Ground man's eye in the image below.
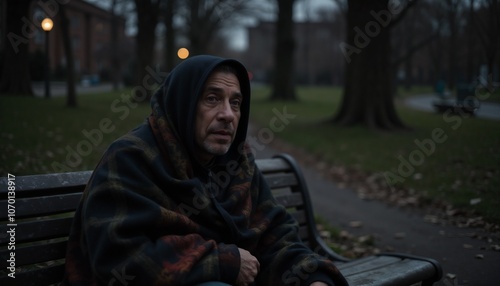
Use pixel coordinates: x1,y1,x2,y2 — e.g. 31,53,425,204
231,98,241,107
206,96,218,103
230,99,241,107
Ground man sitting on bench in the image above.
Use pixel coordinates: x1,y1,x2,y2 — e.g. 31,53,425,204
62,55,348,286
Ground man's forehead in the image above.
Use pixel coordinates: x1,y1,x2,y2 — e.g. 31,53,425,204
204,71,241,88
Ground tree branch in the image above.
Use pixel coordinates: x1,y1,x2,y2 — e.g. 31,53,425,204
391,30,439,67
389,0,419,29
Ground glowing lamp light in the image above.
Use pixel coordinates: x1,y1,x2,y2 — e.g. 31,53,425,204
177,48,189,59
41,18,54,32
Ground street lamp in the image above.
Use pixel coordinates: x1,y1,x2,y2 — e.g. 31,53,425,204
177,48,189,60
41,18,53,99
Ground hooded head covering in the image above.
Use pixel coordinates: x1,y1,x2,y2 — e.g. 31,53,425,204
149,55,251,175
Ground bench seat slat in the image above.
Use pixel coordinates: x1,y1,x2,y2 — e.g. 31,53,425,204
262,173,298,189
273,192,303,208
336,255,400,273
340,256,438,286
255,158,291,173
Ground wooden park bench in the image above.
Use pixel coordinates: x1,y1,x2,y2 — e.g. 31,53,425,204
0,153,442,285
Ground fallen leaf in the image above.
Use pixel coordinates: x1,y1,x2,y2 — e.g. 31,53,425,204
349,221,363,228
470,198,482,205
446,273,456,279
394,232,406,239
319,230,331,240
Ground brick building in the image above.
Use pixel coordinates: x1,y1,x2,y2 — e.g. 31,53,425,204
243,20,345,85
29,0,129,81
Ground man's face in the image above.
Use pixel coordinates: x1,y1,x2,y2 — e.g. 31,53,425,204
195,71,242,164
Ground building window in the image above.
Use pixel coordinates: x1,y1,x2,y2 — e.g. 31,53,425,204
72,17,80,28
75,59,80,73
72,36,80,48
34,30,44,45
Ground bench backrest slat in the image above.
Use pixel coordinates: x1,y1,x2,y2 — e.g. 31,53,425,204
0,240,67,267
14,264,66,286
0,193,82,220
1,217,74,245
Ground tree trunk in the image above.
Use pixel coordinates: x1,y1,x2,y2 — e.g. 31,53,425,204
186,0,221,56
165,0,176,71
134,0,160,101
0,0,33,96
110,0,120,91
466,0,476,82
333,0,406,130
271,0,296,101
483,0,499,91
59,5,77,107
446,0,459,90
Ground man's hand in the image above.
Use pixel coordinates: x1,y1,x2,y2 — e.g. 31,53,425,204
310,282,328,286
235,248,260,286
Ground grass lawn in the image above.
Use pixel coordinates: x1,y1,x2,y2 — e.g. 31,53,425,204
250,85,500,224
0,90,151,175
1,85,499,224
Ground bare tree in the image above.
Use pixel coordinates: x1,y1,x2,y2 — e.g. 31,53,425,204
179,0,256,55
134,0,161,98
271,0,296,100
473,0,500,89
164,0,177,71
444,0,462,90
391,0,440,88
333,0,417,130
59,4,77,107
0,0,33,96
109,0,121,91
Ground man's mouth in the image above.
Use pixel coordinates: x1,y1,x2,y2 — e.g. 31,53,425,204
211,130,234,141
213,130,232,136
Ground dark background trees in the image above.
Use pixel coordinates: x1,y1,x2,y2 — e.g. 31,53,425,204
271,0,296,101
133,0,161,99
0,0,34,96
0,0,498,128
59,4,77,107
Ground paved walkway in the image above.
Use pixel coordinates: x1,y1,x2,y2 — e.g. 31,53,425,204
32,81,116,97
248,122,500,286
405,94,500,121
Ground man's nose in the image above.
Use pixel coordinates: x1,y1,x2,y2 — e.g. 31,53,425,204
217,100,235,122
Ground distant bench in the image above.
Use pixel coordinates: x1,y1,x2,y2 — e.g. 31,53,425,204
0,153,442,285
433,83,478,115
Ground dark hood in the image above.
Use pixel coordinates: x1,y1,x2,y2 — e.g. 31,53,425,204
150,55,251,166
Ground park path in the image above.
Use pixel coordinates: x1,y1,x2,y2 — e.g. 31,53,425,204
248,123,500,286
404,94,500,121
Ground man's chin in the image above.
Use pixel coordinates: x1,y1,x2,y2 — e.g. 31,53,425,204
205,143,231,156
